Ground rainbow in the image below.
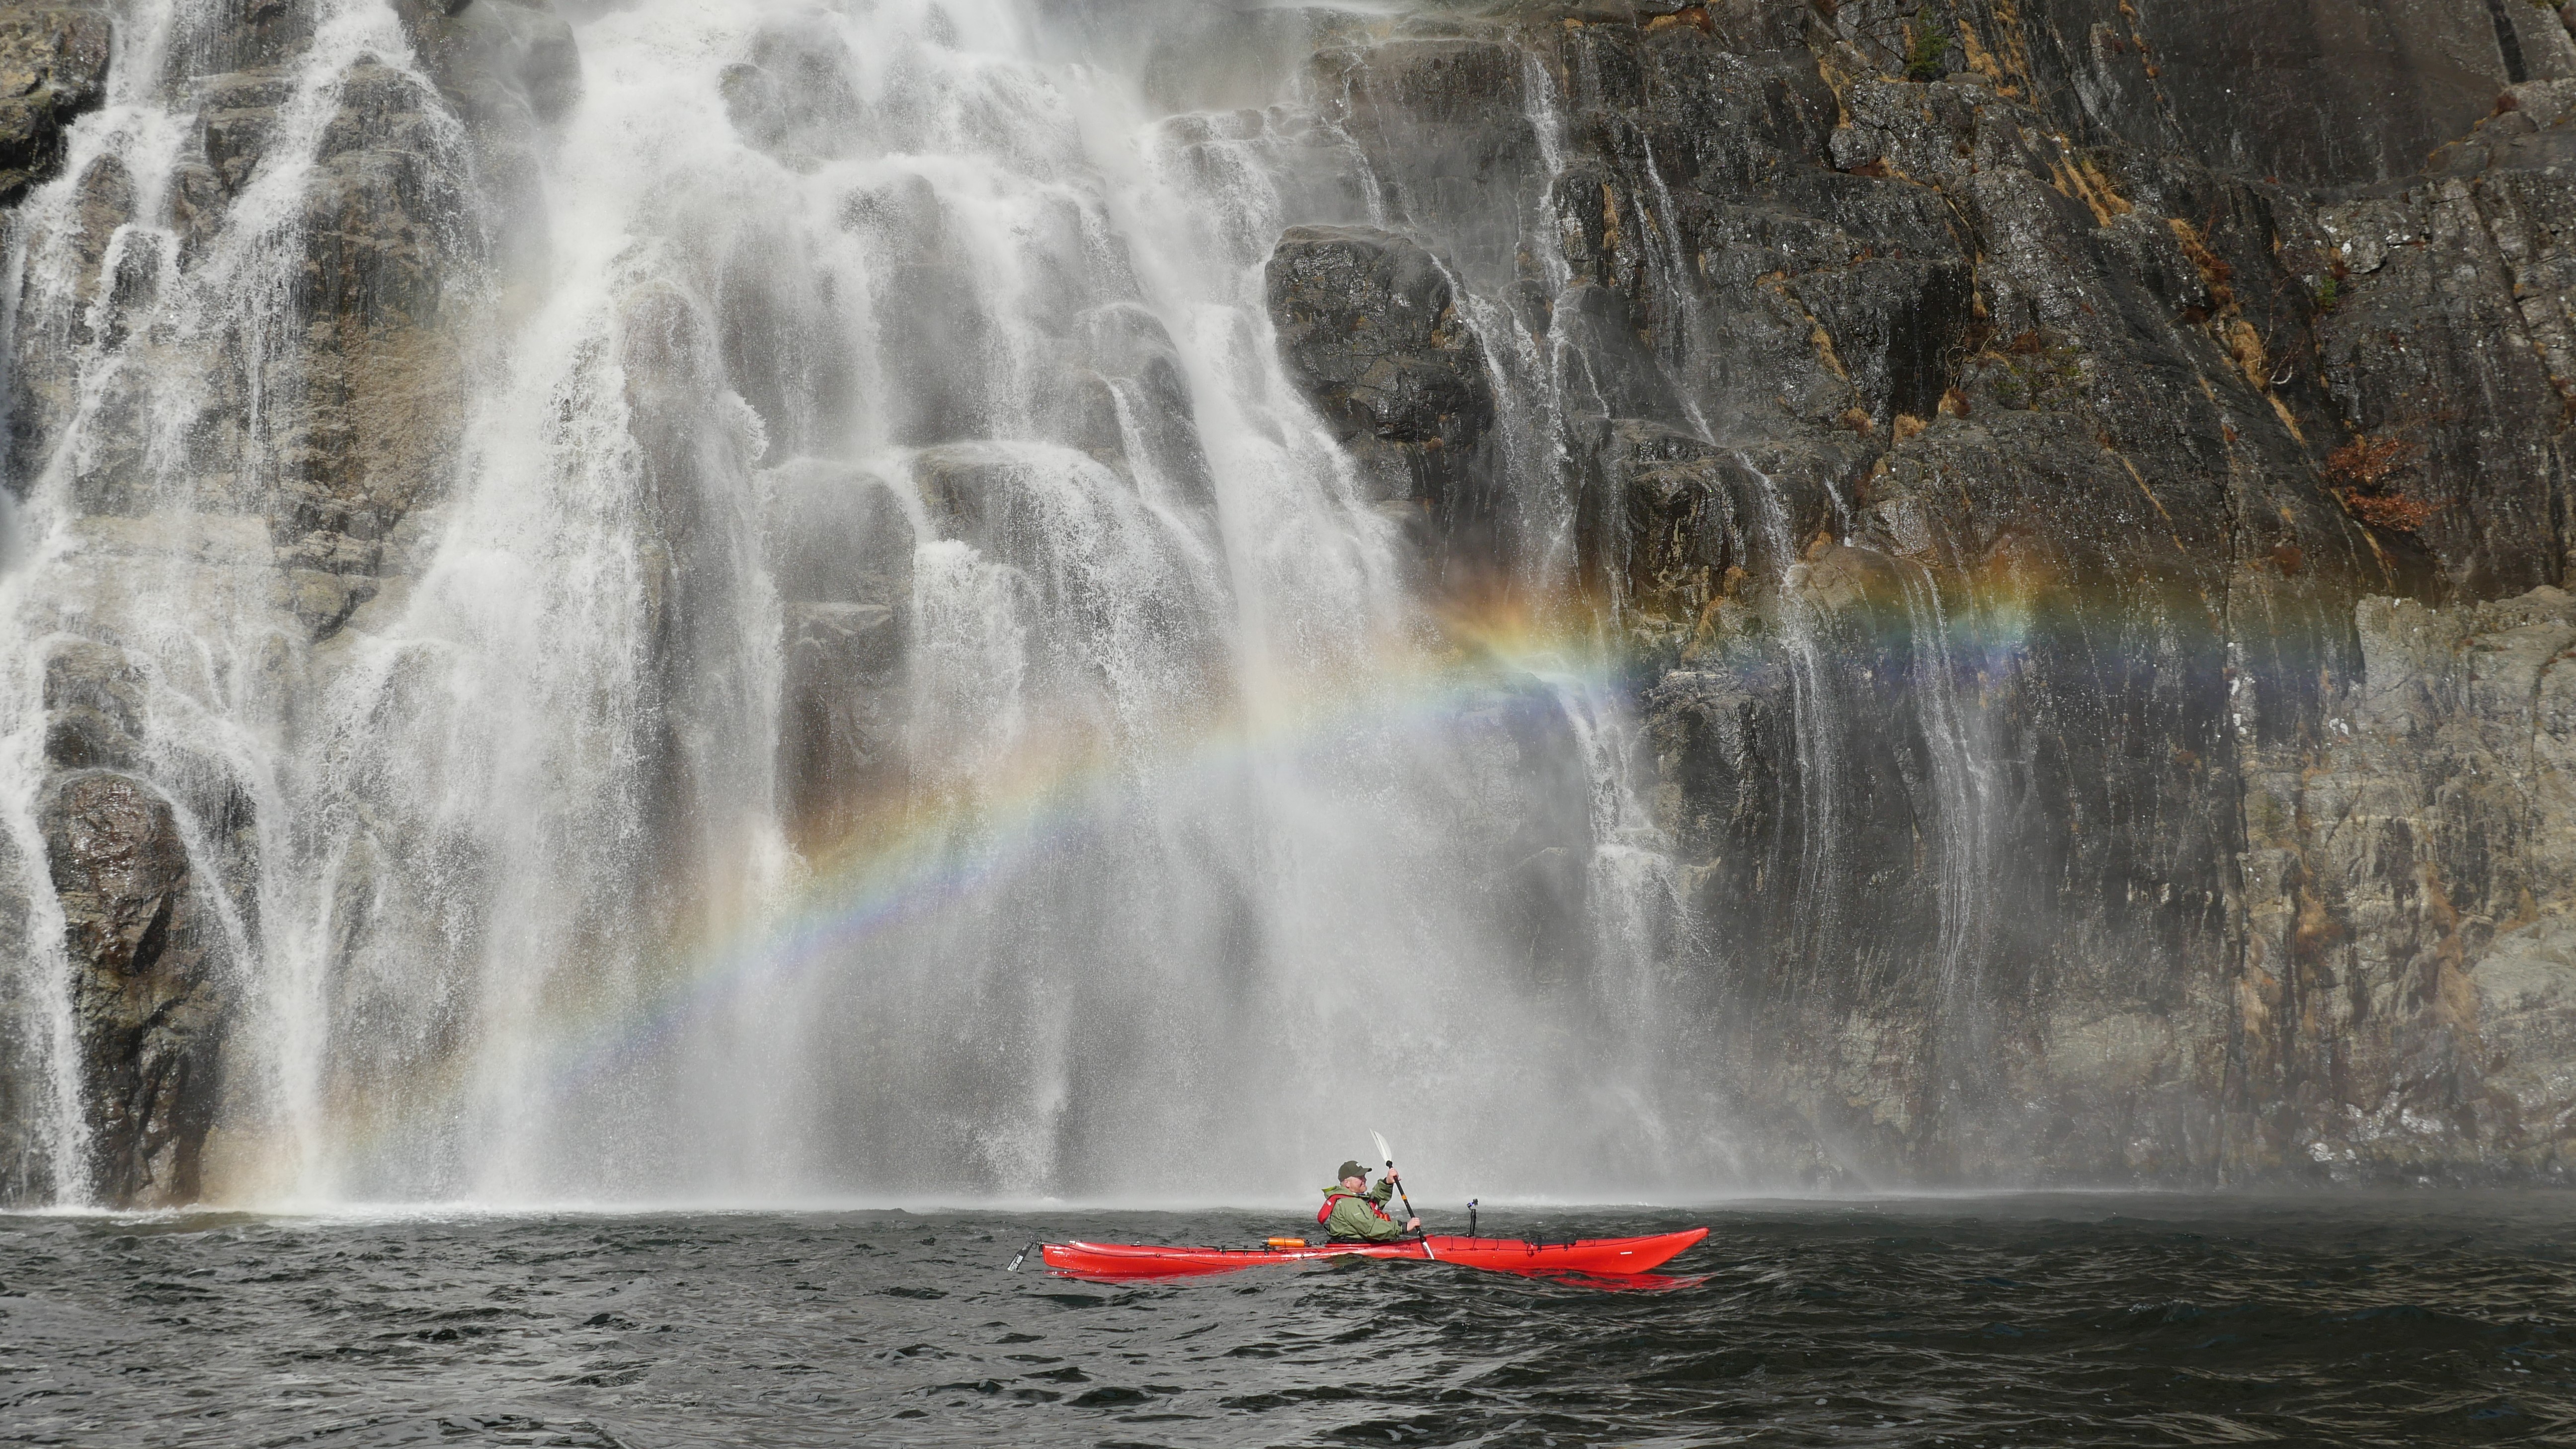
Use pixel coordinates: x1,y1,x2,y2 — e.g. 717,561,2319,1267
264,537,2308,1199
570,603,1625,1069
280,592,1641,1194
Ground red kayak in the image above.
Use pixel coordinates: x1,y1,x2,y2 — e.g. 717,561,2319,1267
1041,1228,1708,1280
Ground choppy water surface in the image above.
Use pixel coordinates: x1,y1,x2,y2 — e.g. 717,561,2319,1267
1,1195,2570,1447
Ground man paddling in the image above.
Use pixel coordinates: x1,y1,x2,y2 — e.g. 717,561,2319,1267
1319,1159,1422,1241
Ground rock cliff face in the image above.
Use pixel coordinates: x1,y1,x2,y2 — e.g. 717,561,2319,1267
1,0,2573,1203
39,770,228,1206
2242,587,2576,1178
1260,0,2576,1183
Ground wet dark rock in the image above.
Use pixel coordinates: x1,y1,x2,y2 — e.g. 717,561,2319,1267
1266,224,1498,553
762,458,914,609
843,173,995,448
261,57,477,636
3,36,477,628
42,638,146,773
779,602,908,852
398,0,582,130
719,14,863,166
3,141,137,502
906,442,1226,721
1793,256,1978,424
618,282,781,849
763,458,916,850
910,444,1077,560
1070,304,1219,513
1574,419,1864,662
196,70,293,201
186,0,320,76
39,772,228,1208
303,60,469,325
283,567,374,635
392,0,574,300
1307,38,1545,282
0,5,108,203
1914,0,2576,189
58,143,127,310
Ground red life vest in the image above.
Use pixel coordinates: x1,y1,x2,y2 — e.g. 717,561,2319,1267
1317,1191,1390,1226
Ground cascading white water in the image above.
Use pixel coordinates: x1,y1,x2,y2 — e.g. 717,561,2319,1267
1739,453,1845,970
0,0,1729,1206
1897,560,1997,1031
0,0,478,1204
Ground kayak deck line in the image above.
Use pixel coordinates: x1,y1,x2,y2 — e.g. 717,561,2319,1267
1038,1227,1708,1280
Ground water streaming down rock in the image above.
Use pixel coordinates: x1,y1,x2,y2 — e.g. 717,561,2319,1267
0,0,483,1206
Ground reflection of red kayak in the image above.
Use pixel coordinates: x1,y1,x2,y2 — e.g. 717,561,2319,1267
1041,1228,1708,1279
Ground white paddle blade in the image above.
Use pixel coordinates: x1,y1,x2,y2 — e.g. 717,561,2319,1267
1371,1130,1394,1169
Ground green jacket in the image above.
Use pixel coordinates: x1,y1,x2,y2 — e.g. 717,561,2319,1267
1318,1179,1404,1241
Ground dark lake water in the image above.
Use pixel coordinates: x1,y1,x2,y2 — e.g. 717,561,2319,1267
1,1194,2570,1447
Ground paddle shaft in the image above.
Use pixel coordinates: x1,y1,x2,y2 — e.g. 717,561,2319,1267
1380,1156,1419,1231
1369,1131,1427,1254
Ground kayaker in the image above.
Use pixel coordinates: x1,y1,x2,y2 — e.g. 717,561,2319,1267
1319,1159,1422,1241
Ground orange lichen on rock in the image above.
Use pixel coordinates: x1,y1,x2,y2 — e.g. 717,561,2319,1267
2168,221,2235,309
2324,432,2439,533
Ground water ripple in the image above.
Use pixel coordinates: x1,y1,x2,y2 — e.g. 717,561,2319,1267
0,1195,2569,1446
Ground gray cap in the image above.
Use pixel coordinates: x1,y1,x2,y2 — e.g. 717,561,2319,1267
1336,1160,1369,1182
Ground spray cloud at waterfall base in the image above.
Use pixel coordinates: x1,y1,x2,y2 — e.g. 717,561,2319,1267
3,0,2576,1214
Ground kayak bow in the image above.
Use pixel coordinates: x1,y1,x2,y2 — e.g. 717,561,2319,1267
1039,1227,1708,1280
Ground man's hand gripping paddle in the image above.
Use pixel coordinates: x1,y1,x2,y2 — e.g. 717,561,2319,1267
1372,1130,1431,1259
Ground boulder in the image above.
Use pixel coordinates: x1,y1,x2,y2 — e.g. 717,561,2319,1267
1265,224,1497,548
717,11,863,166
397,0,582,130
778,602,908,850
1068,304,1218,513
38,772,228,1208
761,458,914,608
842,172,995,448
761,458,917,848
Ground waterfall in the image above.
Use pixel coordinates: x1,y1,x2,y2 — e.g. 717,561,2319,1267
0,0,1719,1207
0,0,477,1205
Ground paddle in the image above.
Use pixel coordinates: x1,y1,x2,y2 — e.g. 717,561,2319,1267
1371,1130,1429,1258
